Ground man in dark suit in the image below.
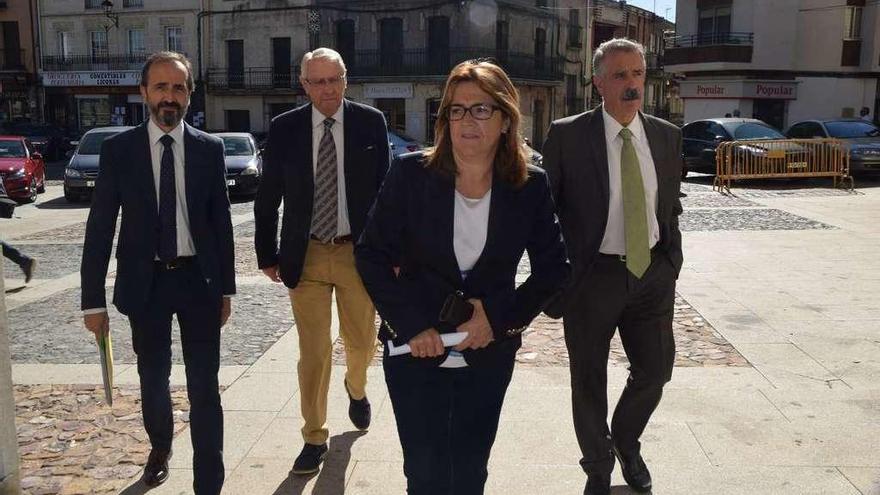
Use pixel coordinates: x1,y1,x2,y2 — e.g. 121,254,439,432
254,47,390,474
542,38,683,495
81,52,234,494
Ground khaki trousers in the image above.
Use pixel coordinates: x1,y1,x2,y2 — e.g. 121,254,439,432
289,239,377,445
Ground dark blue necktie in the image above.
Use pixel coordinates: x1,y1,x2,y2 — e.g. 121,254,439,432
158,134,177,262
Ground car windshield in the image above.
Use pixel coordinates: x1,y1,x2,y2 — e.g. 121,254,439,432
0,140,26,158
221,136,255,156
78,132,119,155
732,123,785,140
824,121,880,138
388,129,418,147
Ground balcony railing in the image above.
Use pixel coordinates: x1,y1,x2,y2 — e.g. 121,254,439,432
207,48,563,91
42,53,151,71
667,32,754,48
663,32,754,65
0,48,25,71
84,0,103,9
207,67,303,91
123,0,144,7
345,48,562,81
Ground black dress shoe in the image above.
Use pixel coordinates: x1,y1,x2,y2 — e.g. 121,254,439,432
142,448,172,487
613,445,652,493
292,443,328,475
584,473,611,495
344,379,371,430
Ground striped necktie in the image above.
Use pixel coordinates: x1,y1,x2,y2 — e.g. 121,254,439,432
311,117,338,242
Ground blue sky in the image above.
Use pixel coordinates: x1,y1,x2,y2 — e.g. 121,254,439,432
621,0,677,22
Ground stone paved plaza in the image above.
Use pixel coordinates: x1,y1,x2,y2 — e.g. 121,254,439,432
2,174,880,494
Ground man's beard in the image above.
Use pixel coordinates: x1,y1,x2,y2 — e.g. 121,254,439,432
152,101,186,127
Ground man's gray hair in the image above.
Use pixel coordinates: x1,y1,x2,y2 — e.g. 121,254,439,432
592,38,645,76
300,47,347,80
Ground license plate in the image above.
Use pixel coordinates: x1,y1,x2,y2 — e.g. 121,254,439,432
86,180,95,187
226,179,235,186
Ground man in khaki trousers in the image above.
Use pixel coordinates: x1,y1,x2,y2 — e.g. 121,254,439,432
253,47,391,474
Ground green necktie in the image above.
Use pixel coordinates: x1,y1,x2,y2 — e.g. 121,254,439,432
619,127,650,279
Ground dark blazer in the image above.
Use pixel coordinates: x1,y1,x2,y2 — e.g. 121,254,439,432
541,109,683,316
355,153,570,367
254,99,390,288
81,122,236,315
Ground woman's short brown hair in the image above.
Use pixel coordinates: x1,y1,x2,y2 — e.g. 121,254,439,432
425,59,529,188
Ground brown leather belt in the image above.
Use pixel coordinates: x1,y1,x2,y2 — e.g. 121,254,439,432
310,234,353,245
156,256,196,270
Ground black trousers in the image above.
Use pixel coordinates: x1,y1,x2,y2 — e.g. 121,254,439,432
128,261,224,495
384,355,515,495
563,252,676,475
1,241,30,267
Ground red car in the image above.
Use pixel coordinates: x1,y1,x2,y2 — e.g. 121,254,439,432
0,135,46,203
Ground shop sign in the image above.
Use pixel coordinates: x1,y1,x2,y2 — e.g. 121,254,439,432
681,80,798,100
42,71,141,87
364,83,414,99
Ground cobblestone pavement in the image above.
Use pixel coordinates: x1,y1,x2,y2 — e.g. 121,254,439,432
12,223,88,242
7,284,293,365
14,384,192,495
332,295,748,368
3,243,84,280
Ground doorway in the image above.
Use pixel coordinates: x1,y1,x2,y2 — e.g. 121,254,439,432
752,99,786,131
375,98,406,132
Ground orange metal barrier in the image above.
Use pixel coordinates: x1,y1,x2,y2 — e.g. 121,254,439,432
713,138,854,193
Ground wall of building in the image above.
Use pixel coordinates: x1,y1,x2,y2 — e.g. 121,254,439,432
682,98,741,124
790,77,877,123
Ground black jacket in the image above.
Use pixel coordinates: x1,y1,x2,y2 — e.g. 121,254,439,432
355,153,570,367
81,122,235,315
254,100,390,288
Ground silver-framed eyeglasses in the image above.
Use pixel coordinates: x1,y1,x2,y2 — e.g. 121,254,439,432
304,75,345,87
447,103,501,121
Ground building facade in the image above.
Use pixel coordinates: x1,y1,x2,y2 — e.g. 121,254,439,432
38,0,203,133
0,0,40,123
587,0,680,123
665,0,880,130
203,0,590,150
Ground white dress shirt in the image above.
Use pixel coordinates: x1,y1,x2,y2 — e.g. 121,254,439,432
147,119,196,257
311,105,350,237
599,105,660,256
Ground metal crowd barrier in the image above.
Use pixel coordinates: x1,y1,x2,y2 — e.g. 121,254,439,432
713,138,854,193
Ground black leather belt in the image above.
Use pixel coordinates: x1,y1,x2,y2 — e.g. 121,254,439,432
597,246,662,262
156,256,196,270
310,234,353,245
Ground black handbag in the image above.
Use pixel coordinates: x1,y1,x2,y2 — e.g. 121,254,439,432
438,291,474,327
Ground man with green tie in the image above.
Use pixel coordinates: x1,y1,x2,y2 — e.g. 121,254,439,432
541,38,684,495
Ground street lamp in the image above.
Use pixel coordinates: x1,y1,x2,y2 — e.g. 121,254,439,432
101,0,119,29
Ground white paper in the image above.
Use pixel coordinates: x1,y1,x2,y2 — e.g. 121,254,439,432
386,333,468,357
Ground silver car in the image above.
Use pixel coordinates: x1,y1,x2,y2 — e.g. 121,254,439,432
64,126,133,202
214,132,262,196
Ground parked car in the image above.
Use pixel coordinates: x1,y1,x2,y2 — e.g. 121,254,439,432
0,136,46,203
0,122,72,161
681,118,788,176
214,132,262,196
785,118,880,173
388,128,423,158
64,126,133,202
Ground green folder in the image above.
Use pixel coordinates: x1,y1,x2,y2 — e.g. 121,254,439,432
95,322,114,406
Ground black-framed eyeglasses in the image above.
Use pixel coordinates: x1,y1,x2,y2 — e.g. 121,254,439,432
447,103,501,121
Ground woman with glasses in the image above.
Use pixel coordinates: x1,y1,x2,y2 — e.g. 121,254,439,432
355,59,569,494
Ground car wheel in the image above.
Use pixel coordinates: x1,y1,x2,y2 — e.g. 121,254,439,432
63,186,79,202
23,177,37,203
